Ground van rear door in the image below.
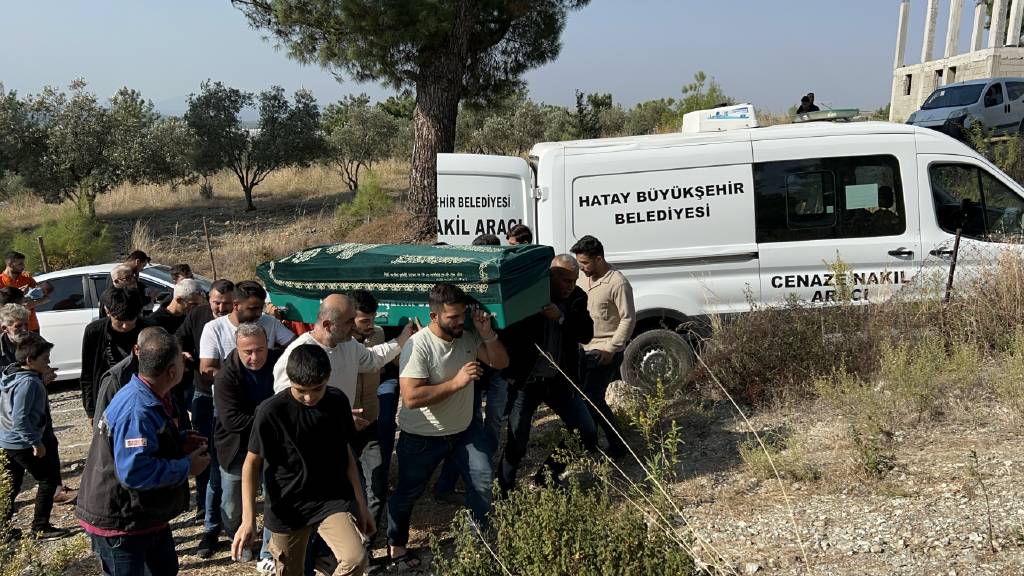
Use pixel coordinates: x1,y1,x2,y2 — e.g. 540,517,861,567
753,135,923,305
436,153,534,245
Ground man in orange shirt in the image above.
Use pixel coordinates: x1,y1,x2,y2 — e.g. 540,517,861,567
1,252,48,333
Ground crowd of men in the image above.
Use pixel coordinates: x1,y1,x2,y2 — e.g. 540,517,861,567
0,226,637,576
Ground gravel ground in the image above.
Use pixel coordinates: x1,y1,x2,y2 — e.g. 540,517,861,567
10,386,1024,575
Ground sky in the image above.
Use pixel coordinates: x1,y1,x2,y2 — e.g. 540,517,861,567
0,1,990,116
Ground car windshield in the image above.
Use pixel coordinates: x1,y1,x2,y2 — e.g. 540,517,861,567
142,264,213,292
921,84,985,110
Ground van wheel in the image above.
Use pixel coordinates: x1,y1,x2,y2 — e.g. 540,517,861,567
621,329,693,393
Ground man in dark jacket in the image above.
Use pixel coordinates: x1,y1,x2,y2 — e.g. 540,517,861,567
213,323,281,566
175,279,233,531
94,327,191,431
80,287,145,426
498,254,598,493
76,329,210,576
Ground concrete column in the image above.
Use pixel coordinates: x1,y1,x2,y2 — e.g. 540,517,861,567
971,0,986,50
922,0,940,62
946,0,965,57
990,0,1008,48
895,0,911,68
1007,0,1024,46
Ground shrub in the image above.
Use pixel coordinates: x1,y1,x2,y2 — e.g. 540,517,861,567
996,328,1024,423
737,429,822,483
11,208,111,272
334,172,394,239
433,479,696,576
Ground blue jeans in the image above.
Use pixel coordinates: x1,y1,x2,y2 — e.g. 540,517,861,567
386,423,493,547
220,464,272,561
583,351,626,453
89,525,178,576
191,392,222,534
377,379,400,491
434,373,508,495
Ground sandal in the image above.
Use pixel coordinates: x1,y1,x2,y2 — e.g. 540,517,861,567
386,549,422,572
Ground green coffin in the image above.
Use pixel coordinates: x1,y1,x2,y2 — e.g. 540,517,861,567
255,243,554,328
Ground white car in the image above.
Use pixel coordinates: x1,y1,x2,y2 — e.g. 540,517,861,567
34,264,212,381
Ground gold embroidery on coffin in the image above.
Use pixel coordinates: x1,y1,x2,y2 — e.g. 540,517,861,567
325,243,382,260
266,260,493,294
389,255,475,265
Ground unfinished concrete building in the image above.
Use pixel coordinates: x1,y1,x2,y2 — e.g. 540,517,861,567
890,0,1024,121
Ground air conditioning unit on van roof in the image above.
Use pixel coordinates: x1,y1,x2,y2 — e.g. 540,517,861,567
681,103,759,134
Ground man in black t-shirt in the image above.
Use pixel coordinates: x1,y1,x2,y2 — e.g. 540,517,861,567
231,344,373,576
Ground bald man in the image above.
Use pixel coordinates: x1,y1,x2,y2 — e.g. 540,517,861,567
272,294,416,535
497,254,597,492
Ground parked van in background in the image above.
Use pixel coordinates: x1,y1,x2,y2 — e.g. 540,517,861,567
437,108,1024,388
906,77,1024,138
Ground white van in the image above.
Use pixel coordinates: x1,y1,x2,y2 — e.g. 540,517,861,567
437,119,1024,386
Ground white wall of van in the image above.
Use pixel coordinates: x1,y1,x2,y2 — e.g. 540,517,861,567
437,122,1024,386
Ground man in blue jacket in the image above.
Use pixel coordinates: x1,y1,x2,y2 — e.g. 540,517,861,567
0,333,69,540
76,328,211,576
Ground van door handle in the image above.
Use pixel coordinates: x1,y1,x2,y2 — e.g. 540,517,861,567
887,248,914,257
929,248,954,257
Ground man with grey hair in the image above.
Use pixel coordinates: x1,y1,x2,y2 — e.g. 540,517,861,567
214,323,280,567
151,279,205,335
497,254,598,493
77,328,209,575
110,264,137,290
0,303,31,367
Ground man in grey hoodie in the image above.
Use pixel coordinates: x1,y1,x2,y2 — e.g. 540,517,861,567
0,333,71,540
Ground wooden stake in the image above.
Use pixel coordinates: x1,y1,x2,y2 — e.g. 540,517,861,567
35,236,49,274
203,217,218,280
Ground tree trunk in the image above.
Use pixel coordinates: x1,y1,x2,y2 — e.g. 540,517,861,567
243,184,256,211
406,79,462,242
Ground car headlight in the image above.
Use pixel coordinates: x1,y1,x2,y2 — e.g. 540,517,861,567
947,108,968,120
907,112,918,124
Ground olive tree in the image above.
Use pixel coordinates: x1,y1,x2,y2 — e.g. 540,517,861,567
232,0,590,239
185,81,325,210
322,94,400,191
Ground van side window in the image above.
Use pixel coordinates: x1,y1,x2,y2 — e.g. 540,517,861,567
1007,81,1024,101
755,155,905,243
929,163,1024,241
786,171,835,227
984,83,1004,108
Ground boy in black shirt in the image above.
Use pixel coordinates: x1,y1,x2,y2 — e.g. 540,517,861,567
231,344,373,576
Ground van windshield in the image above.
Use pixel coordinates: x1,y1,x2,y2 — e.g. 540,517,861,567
921,85,985,109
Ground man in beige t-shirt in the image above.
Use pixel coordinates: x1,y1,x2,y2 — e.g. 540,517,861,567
386,283,508,568
572,235,635,457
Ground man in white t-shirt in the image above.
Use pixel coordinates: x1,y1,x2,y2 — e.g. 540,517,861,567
271,294,414,405
386,283,508,569
196,280,294,559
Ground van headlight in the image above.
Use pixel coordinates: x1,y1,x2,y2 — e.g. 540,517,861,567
947,108,968,120
907,112,918,124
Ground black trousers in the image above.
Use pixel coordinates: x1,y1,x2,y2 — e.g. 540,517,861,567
498,377,598,492
2,435,62,531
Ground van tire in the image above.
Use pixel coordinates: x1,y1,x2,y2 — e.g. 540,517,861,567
621,329,693,393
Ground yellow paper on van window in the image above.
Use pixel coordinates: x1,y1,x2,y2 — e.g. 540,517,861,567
845,184,879,210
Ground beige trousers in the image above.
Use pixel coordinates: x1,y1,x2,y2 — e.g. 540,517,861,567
268,512,368,576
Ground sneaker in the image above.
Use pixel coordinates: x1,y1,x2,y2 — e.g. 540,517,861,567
4,527,23,542
196,531,219,559
255,557,275,575
190,511,205,526
33,525,72,541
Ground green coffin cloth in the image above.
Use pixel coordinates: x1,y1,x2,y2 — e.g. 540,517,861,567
255,243,554,328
